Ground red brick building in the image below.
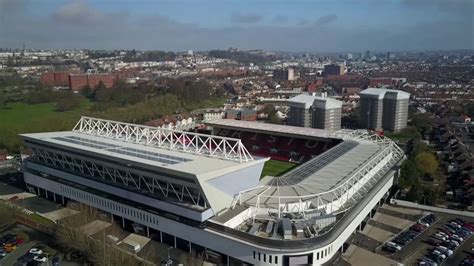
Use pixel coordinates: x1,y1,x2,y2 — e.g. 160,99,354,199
69,73,116,92
40,72,71,87
69,74,89,92
87,73,116,89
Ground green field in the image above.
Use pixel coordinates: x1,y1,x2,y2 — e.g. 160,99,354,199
261,159,298,178
0,102,91,152
0,101,91,129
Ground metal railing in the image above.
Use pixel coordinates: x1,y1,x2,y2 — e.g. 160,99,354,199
73,116,254,163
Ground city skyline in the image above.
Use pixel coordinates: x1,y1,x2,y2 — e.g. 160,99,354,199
0,0,472,52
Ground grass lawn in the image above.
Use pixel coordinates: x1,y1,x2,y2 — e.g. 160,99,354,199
0,101,92,152
261,160,298,178
0,101,91,131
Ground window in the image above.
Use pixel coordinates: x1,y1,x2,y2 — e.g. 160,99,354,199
317,252,319,260
325,249,327,257
275,256,278,264
263,254,266,262
258,253,261,261
269,255,272,263
253,251,256,259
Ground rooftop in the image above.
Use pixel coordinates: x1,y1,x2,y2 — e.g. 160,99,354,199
288,94,342,109
206,119,339,140
360,87,410,99
239,138,383,206
21,131,245,175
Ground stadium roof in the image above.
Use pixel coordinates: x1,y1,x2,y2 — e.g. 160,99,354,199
239,139,383,205
21,131,252,175
360,88,410,99
206,119,339,140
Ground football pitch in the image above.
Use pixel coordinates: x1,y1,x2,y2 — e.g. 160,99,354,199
261,159,298,178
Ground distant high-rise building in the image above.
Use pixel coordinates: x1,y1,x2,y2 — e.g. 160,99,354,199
323,64,344,76
273,68,295,81
287,94,342,131
187,50,194,56
359,88,410,132
365,50,371,60
347,53,353,60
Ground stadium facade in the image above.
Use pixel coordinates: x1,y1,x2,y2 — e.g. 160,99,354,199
20,116,405,265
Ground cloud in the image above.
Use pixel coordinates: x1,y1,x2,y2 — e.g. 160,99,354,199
272,15,288,23
0,0,471,52
298,19,309,26
52,0,128,25
0,0,27,17
401,0,473,17
315,14,338,26
230,12,262,24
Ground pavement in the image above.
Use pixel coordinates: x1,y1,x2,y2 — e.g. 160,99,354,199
342,244,400,266
362,224,396,243
375,213,414,230
352,232,381,252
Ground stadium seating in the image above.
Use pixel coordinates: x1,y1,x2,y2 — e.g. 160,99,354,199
216,128,339,163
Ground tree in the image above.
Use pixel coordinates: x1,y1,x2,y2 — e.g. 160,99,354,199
56,96,81,112
410,113,432,135
399,159,419,189
415,152,439,177
81,85,95,99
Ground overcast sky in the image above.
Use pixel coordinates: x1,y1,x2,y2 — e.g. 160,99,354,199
0,0,472,52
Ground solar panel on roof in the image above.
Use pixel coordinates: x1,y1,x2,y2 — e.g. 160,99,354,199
53,135,192,165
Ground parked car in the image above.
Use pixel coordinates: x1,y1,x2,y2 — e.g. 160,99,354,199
432,250,446,260
4,243,16,252
438,231,449,238
436,246,453,256
425,238,442,246
386,241,402,251
451,234,464,242
28,248,43,255
420,257,438,266
439,228,453,236
433,233,447,241
15,238,25,245
34,255,48,263
51,256,60,266
382,245,397,253
450,222,462,229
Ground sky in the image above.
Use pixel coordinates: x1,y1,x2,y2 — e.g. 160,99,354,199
0,0,472,52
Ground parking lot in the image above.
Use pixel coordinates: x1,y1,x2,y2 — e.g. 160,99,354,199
378,211,474,265
342,203,474,266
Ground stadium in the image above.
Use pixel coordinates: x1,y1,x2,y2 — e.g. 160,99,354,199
20,116,405,265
